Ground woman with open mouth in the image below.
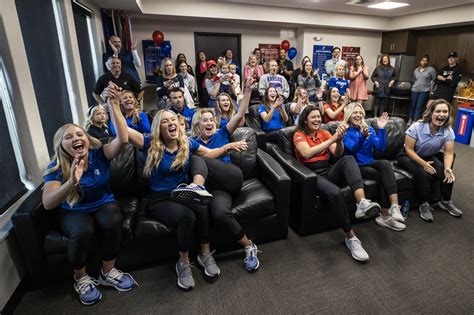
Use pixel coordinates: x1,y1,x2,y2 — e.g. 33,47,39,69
108,90,151,136
294,105,381,262
343,103,406,232
127,108,247,291
290,87,313,125
190,78,261,275
214,92,244,130
323,87,350,124
397,99,462,222
42,83,136,306
259,86,289,134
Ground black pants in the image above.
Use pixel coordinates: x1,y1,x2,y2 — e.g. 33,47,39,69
397,152,454,203
359,159,397,208
199,156,244,196
56,202,122,270
373,95,389,117
307,156,364,232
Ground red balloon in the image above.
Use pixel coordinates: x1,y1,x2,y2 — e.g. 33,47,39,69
281,40,290,52
152,31,164,46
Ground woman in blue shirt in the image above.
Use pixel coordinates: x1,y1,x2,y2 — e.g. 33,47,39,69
327,64,350,97
42,84,136,306
190,79,261,273
397,99,461,222
343,102,406,231
109,90,151,136
215,92,244,130
258,86,289,133
128,109,246,290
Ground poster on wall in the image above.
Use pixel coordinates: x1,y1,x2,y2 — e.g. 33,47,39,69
342,46,361,70
258,44,280,64
313,45,333,80
142,40,171,83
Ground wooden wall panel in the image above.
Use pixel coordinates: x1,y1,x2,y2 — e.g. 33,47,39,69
415,25,473,73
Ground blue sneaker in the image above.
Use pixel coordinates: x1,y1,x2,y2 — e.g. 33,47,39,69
74,275,102,306
244,243,261,273
171,183,213,206
99,268,137,292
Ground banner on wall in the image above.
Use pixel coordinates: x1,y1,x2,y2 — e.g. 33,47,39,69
313,45,333,80
142,40,171,83
342,46,361,70
258,44,280,64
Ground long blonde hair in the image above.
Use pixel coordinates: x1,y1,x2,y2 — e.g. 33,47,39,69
343,102,368,128
44,124,102,207
191,108,216,138
120,90,142,125
143,110,189,177
84,105,108,131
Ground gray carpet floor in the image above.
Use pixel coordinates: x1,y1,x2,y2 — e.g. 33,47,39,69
13,143,474,314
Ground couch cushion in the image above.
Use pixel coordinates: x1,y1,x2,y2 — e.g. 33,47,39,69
109,143,140,196
366,117,406,160
232,178,275,222
134,216,172,239
44,230,68,255
230,127,258,179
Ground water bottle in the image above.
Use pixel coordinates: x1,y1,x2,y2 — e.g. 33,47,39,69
401,200,410,220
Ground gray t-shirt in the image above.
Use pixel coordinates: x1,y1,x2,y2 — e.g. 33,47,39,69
411,66,437,93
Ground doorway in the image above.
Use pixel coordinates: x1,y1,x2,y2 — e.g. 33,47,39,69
194,32,241,67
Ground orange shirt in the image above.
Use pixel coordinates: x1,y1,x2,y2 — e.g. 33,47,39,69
293,130,332,164
323,103,344,124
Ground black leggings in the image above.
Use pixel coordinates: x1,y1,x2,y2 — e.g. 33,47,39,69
56,202,122,270
359,159,397,208
307,156,364,232
199,156,245,241
373,95,389,117
397,152,454,203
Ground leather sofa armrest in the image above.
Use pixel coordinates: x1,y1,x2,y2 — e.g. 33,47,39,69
245,117,266,150
11,185,50,275
269,144,319,233
256,148,291,234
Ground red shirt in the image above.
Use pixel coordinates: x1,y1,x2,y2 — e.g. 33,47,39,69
293,130,332,164
323,103,344,124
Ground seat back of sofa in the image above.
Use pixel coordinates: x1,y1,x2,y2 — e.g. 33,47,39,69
109,143,143,197
366,117,406,160
229,127,258,179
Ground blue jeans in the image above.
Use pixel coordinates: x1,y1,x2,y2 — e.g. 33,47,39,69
409,91,429,120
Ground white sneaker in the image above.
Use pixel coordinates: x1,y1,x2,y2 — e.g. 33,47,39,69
389,204,405,222
375,215,406,231
345,237,369,262
355,198,381,219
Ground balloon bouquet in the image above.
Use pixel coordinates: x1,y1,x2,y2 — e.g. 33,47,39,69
280,40,297,60
152,30,172,56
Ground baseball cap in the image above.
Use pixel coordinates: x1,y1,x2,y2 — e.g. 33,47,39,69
447,52,458,58
206,60,218,69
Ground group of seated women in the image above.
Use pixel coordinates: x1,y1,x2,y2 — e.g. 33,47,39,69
44,47,462,306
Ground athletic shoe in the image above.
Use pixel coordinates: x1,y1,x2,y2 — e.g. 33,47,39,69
99,268,137,292
244,243,261,273
345,237,369,262
438,200,463,217
389,204,405,222
171,183,213,206
176,261,195,290
74,275,102,306
375,215,406,231
419,202,434,222
355,198,381,219
197,250,221,277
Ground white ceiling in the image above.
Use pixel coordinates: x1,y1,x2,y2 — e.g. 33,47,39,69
90,0,474,17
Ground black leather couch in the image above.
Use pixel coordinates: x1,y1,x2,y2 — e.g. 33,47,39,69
269,117,419,236
12,127,291,278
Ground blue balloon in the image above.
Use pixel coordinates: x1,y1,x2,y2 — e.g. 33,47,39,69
288,47,297,59
160,43,171,55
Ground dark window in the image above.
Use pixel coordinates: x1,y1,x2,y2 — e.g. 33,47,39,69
15,0,73,155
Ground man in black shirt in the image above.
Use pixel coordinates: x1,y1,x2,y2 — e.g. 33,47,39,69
93,56,143,106
430,52,463,103
278,48,294,99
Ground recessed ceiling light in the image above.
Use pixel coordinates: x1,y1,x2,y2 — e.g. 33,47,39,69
368,2,410,9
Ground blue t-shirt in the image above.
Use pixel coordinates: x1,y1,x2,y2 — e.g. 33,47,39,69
258,104,284,131
43,147,115,213
328,77,350,95
109,112,151,136
193,127,231,163
141,135,200,192
219,116,229,129
171,105,195,131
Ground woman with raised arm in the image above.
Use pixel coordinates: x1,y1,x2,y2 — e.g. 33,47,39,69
294,105,381,261
323,87,349,123
343,103,406,231
214,92,244,129
397,99,462,222
289,87,312,125
190,78,261,273
109,90,150,136
127,107,247,290
42,83,136,306
259,86,289,133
